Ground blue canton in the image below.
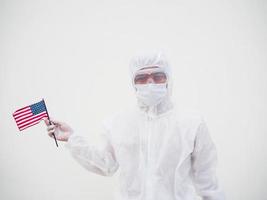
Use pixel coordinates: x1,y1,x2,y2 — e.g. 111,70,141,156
30,101,46,115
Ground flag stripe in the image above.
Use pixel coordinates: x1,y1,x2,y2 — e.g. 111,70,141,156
14,110,32,120
15,113,34,123
13,107,30,115
19,121,41,131
14,105,29,113
17,112,45,126
17,112,46,126
18,113,48,129
13,107,31,117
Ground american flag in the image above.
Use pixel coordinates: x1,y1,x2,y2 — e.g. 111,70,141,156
13,100,48,131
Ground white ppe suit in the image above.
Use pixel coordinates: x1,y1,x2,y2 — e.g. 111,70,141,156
65,52,225,200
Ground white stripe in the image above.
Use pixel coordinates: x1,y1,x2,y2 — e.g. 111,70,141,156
18,114,47,130
14,112,33,120
14,109,32,119
17,112,47,127
13,107,31,116
19,121,40,131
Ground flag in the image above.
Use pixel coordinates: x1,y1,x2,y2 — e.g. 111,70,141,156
13,100,48,131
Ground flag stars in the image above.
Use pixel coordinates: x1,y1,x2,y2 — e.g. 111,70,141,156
30,101,46,115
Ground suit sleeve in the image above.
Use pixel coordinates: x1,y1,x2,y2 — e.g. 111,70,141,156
64,124,119,177
191,119,225,200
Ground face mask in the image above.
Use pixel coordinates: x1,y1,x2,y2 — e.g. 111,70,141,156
135,83,168,106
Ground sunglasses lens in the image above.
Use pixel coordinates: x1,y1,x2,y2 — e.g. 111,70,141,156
134,74,149,84
152,72,167,83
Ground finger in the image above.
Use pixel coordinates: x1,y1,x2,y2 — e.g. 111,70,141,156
44,118,58,127
49,133,57,139
47,125,56,131
44,118,50,126
50,118,62,126
49,128,60,137
48,130,56,137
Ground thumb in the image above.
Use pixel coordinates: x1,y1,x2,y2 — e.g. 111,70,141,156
44,118,50,126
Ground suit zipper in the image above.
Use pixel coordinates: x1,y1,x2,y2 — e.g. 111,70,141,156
144,114,152,199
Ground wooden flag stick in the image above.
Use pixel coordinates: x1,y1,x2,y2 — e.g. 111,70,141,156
42,99,58,147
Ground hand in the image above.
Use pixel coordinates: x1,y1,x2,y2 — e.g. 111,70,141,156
44,118,73,142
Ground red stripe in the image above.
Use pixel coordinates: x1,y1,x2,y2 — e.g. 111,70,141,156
15,113,34,123
13,107,30,116
14,105,30,113
13,107,31,117
17,111,47,126
17,112,47,127
18,114,48,130
14,111,33,120
19,121,41,131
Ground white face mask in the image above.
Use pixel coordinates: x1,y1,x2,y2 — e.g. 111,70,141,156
135,83,168,106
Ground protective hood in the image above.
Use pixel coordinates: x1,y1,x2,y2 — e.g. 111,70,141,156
129,51,173,117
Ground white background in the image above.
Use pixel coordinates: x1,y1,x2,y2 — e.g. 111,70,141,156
0,0,266,199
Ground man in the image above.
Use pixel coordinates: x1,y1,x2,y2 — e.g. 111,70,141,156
45,52,225,200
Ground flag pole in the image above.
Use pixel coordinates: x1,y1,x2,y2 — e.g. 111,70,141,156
42,99,58,147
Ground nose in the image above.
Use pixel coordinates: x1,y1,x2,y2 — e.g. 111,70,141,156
146,77,154,84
